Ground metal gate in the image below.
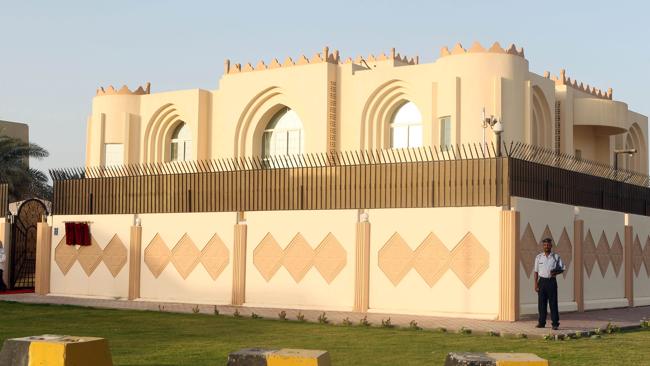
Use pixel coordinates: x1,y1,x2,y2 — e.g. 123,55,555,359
10,199,48,289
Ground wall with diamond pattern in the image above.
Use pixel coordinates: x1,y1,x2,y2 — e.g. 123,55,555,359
368,206,501,318
579,206,627,309
50,214,132,298
627,213,650,306
139,212,235,304
247,210,356,310
512,197,576,315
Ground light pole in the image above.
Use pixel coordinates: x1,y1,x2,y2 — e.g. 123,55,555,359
481,108,502,156
613,148,637,171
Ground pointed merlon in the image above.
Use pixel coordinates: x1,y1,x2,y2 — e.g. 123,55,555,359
440,46,451,57
451,43,466,55
269,58,281,69
468,41,486,53
506,44,518,55
224,59,230,74
311,52,323,63
296,54,309,65
488,42,505,53
243,63,254,72
543,71,550,78
323,46,329,61
283,57,294,67
333,49,340,63
344,56,352,64
255,60,267,71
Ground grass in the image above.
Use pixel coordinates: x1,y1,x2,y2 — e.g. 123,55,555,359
1,301,649,365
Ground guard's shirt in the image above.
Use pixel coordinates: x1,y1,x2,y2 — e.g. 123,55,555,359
534,252,564,279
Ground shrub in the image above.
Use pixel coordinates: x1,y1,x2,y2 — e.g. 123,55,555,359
593,328,602,335
213,306,219,316
341,317,353,326
516,333,527,339
233,309,241,318
605,322,619,334
192,305,200,314
435,327,447,333
408,320,421,330
278,310,287,320
487,330,499,337
359,316,370,327
458,327,471,335
251,312,261,319
641,318,650,329
318,312,329,324
381,317,393,328
296,312,305,322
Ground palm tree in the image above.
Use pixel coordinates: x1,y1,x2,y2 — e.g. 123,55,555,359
0,134,52,202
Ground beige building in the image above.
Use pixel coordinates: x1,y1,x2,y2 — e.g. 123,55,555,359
0,119,28,143
86,41,647,173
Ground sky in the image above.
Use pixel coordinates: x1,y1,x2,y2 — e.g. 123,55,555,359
0,0,648,173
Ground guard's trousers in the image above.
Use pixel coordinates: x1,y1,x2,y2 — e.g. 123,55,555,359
538,277,559,327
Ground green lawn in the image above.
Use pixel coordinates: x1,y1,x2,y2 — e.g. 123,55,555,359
0,301,648,365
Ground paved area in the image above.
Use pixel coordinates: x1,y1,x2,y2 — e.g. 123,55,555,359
2,293,649,338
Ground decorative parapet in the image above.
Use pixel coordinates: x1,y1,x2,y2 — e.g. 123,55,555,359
341,48,419,66
440,41,525,58
225,46,341,75
96,82,151,97
543,69,612,100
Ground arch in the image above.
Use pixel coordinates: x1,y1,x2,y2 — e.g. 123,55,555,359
170,122,191,161
624,122,647,173
233,86,303,157
389,101,423,148
361,80,423,150
531,86,552,148
142,103,189,163
261,107,304,157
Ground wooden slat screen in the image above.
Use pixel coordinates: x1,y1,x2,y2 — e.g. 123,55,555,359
0,184,7,216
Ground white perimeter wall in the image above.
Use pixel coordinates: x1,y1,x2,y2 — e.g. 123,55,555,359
628,213,650,306
368,207,502,319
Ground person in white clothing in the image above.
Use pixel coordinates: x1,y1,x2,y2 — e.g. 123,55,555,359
534,237,565,330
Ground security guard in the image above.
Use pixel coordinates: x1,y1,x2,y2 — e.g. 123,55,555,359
534,237,565,330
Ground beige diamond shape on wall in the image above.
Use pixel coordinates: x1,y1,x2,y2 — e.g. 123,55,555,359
171,234,201,280
519,223,539,278
54,236,78,275
102,234,127,277
644,237,650,277
595,231,611,277
77,238,103,276
144,233,171,278
283,233,315,283
378,233,414,286
583,230,597,278
632,235,643,277
413,232,451,287
555,228,573,278
610,233,624,277
313,233,347,284
449,232,489,289
253,233,283,282
200,233,229,280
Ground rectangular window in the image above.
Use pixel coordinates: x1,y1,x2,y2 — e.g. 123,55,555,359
575,149,582,160
104,143,123,166
439,116,451,149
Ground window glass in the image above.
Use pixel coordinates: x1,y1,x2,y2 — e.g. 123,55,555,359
262,107,304,158
104,144,123,166
170,122,191,161
390,101,423,148
440,116,451,149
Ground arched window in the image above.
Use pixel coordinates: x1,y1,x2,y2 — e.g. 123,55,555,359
170,122,191,161
390,101,422,148
262,107,303,157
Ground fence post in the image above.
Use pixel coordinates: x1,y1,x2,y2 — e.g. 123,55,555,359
128,221,142,300
35,220,52,295
498,208,519,320
354,211,371,312
232,212,247,305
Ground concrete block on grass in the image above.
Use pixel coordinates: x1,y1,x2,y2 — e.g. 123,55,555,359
444,352,548,366
0,335,112,366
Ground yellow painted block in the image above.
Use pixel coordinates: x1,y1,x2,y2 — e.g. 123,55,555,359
28,341,66,366
267,349,331,366
488,353,548,366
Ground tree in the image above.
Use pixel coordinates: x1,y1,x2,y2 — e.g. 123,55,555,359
0,134,52,202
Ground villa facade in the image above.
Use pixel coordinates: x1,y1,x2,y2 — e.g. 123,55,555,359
85,41,648,173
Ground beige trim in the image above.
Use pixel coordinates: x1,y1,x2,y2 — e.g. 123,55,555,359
232,222,247,305
35,222,52,295
353,221,371,312
574,219,584,312
498,210,519,321
625,225,634,307
128,226,142,300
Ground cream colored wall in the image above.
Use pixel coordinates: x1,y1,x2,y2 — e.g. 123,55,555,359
627,213,650,306
50,214,132,298
139,212,235,304
578,206,627,309
244,210,357,310
367,206,502,319
511,197,576,315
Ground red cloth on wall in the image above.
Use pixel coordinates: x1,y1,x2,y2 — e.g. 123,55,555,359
64,222,91,246
65,223,74,245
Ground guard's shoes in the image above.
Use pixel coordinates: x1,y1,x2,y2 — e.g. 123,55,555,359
552,326,559,330
535,324,545,328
